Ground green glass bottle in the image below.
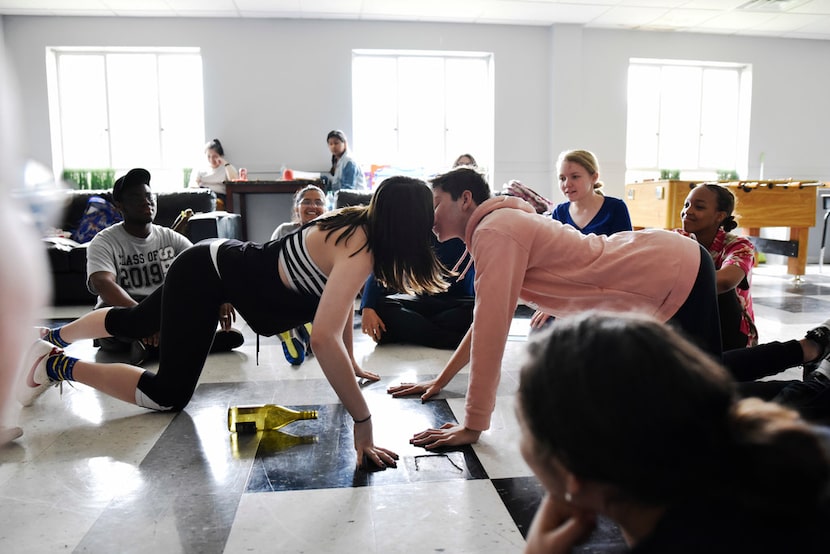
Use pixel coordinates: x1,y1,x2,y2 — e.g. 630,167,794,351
228,404,318,433
230,430,318,458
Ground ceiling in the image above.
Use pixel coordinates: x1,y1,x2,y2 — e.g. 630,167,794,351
1,0,830,41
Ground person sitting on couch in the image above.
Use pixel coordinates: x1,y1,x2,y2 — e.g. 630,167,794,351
85,168,243,365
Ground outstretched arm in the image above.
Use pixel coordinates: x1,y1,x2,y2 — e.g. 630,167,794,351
311,248,397,469
387,326,471,401
344,311,379,381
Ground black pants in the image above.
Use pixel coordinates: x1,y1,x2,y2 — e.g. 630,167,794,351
724,340,802,400
104,240,318,410
667,245,723,358
718,290,749,351
374,295,473,350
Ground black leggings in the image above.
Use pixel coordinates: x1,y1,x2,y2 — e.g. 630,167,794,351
667,245,723,358
374,295,473,350
104,240,318,410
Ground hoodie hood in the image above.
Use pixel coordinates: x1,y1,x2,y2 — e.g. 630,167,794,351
451,196,537,281
464,196,536,246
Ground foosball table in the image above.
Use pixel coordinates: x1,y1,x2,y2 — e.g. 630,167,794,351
624,179,825,279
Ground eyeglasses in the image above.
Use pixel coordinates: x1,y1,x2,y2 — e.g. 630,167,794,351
121,192,157,205
299,199,326,207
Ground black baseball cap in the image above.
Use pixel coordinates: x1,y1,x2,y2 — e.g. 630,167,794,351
112,168,151,202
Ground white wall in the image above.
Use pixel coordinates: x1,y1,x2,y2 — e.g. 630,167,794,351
3,15,830,203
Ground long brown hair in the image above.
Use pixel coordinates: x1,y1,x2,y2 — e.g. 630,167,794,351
316,176,448,294
519,312,830,519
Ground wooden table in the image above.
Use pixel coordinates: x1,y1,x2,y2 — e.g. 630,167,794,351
624,180,823,278
224,180,320,240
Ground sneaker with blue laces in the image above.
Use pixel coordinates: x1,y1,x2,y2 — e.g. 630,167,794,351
16,339,61,407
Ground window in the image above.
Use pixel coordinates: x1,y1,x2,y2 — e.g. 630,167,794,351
625,59,751,182
352,50,494,185
46,48,205,189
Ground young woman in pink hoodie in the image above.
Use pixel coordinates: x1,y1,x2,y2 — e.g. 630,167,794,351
389,167,720,448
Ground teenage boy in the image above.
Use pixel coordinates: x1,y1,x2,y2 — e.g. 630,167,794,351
388,167,720,448
86,168,242,364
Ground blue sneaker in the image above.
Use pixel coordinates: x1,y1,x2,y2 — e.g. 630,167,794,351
279,330,305,366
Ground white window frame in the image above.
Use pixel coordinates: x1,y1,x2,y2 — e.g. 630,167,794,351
352,49,494,185
45,47,205,190
625,58,752,183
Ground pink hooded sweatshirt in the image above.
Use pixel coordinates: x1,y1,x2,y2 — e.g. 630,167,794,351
462,196,701,431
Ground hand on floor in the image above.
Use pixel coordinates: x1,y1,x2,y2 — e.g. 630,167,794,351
410,423,481,449
387,379,441,402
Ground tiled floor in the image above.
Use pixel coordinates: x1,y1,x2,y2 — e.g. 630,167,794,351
2,263,828,553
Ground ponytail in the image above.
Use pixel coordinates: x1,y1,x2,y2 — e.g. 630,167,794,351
721,215,738,232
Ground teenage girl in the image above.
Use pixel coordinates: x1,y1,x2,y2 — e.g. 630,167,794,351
680,183,757,349
322,130,366,191
190,138,239,202
530,149,632,329
270,184,329,365
19,177,447,468
271,184,328,241
519,312,830,553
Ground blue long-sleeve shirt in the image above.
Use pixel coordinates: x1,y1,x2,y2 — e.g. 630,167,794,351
360,236,474,311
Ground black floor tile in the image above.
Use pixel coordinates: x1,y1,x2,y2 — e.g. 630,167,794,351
243,400,488,493
493,476,627,553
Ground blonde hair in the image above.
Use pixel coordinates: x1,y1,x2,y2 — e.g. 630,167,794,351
558,149,603,190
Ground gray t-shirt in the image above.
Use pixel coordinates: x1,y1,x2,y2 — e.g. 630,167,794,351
270,221,300,241
86,223,193,301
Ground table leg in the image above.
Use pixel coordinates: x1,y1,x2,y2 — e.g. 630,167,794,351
789,227,809,278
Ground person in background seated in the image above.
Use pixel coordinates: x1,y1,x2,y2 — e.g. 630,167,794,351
358,153,478,349
270,184,327,241
321,130,366,192
270,184,328,365
678,183,757,350
550,149,631,236
453,153,477,168
360,154,478,349
519,312,830,554
360,234,474,349
530,149,633,330
189,138,239,209
87,168,243,367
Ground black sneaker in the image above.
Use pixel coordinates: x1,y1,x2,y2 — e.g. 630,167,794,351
211,328,244,353
130,340,148,366
802,319,830,378
774,365,830,421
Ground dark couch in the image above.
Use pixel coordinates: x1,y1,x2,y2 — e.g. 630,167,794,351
44,188,217,305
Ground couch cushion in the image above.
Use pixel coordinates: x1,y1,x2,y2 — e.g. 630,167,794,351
43,236,81,273
335,190,373,208
155,189,217,227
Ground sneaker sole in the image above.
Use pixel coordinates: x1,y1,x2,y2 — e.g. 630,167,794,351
211,329,244,353
282,338,306,365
